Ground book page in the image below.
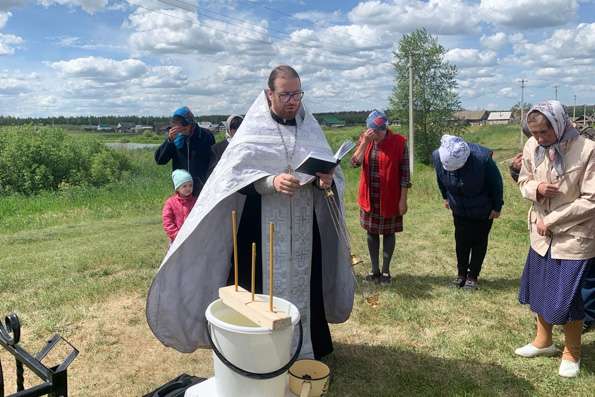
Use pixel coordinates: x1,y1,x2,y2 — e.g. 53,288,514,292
334,140,356,161
295,172,316,186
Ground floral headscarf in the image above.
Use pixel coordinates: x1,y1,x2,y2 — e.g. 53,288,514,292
438,134,470,171
527,100,579,175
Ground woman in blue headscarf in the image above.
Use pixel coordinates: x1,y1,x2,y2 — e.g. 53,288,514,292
515,100,595,378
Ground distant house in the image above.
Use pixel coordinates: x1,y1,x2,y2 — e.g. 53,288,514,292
133,125,154,133
198,121,216,131
96,124,114,132
215,122,226,134
454,110,488,126
116,122,135,133
318,115,346,128
486,111,512,125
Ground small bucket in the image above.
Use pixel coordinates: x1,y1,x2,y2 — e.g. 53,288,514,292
288,359,330,397
205,295,301,397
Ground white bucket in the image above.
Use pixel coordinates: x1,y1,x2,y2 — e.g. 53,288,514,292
205,295,301,397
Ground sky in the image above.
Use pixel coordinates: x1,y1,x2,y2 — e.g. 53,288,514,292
1,0,594,117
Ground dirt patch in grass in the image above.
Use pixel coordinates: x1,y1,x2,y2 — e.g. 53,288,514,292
1,294,212,396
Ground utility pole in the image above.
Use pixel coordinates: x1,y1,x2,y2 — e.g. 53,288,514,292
519,79,526,149
554,85,558,100
573,95,576,120
408,53,414,174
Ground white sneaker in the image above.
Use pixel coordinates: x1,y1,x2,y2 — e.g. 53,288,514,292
514,343,558,358
559,359,580,378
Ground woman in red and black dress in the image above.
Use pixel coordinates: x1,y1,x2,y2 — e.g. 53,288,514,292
351,110,411,284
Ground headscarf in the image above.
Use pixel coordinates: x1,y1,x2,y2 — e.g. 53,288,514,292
527,100,579,175
438,134,470,171
172,106,195,149
225,114,243,140
366,110,388,130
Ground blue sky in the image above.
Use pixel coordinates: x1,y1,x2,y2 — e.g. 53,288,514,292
1,0,594,117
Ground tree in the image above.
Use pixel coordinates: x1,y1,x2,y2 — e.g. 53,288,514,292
389,28,461,164
510,102,532,122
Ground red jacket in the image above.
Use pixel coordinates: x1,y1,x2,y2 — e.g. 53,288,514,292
358,130,406,218
162,193,197,241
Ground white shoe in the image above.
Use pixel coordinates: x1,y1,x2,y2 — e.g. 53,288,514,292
559,359,580,378
514,343,558,358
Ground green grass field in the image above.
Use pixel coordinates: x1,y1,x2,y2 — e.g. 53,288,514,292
1,125,593,396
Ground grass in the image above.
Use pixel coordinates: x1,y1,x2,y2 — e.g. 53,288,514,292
1,125,594,396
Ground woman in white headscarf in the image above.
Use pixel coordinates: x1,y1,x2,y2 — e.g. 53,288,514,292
515,100,595,378
208,114,243,174
432,135,504,290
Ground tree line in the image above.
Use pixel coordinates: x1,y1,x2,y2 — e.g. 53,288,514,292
0,111,376,127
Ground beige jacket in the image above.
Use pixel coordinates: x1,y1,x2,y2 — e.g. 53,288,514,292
519,135,595,260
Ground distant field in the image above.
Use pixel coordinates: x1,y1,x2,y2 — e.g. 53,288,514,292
1,124,593,396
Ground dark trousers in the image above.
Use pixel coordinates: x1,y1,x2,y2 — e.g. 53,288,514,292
453,215,493,279
582,260,595,325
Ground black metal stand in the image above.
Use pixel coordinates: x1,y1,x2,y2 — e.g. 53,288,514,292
0,313,78,397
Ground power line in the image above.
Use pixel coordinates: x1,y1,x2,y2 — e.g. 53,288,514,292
150,0,342,52
159,0,293,38
132,3,274,47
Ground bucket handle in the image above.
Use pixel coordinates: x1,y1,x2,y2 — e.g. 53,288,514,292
205,319,303,380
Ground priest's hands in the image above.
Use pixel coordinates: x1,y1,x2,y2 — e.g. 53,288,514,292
316,172,333,189
273,173,300,196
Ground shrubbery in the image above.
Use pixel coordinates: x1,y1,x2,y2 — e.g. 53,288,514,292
0,125,130,195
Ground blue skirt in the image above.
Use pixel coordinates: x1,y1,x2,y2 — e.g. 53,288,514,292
519,248,591,325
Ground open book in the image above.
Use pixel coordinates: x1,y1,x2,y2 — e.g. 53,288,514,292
295,140,356,176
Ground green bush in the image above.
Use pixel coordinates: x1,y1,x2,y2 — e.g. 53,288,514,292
0,125,130,195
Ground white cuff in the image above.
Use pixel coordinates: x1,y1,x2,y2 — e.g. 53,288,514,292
254,175,276,195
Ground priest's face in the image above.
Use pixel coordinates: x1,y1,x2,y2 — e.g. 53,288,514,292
267,75,302,120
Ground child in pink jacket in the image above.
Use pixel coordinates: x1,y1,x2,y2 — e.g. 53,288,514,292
162,169,197,243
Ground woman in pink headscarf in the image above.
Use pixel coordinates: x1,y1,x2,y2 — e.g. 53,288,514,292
515,100,595,378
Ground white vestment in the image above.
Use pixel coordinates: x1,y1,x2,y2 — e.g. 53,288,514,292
146,92,355,354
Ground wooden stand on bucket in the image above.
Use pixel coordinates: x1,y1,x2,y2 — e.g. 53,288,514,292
219,212,291,331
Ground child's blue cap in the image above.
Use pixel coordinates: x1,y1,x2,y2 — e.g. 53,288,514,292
172,169,193,190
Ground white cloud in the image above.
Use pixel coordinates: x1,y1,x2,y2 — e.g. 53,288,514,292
50,56,148,82
0,32,24,55
512,23,595,66
341,62,393,80
480,0,578,28
348,0,481,35
288,24,388,53
53,35,126,50
480,32,508,50
38,0,109,14
0,75,32,95
445,48,498,68
498,87,516,98
127,8,273,57
136,66,188,89
293,10,343,27
0,11,11,28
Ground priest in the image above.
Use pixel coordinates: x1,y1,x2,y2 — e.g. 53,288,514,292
146,65,355,359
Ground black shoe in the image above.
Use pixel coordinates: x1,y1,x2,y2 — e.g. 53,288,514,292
451,276,466,288
364,272,380,283
380,273,392,285
583,321,593,334
462,278,478,291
